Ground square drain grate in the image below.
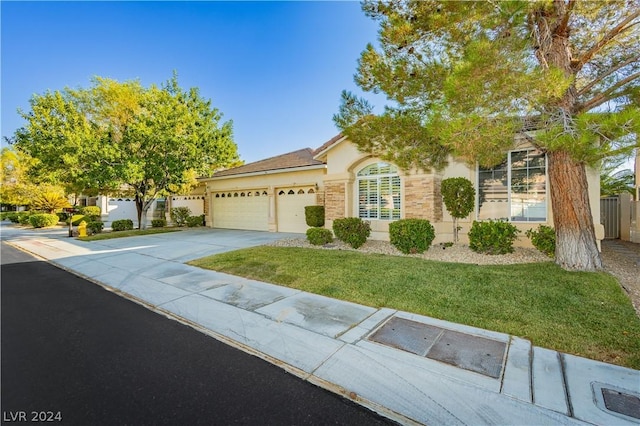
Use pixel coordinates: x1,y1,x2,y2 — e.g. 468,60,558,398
599,386,640,420
369,317,506,378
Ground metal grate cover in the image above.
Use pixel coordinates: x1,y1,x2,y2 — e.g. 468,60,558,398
369,317,506,378
602,387,640,420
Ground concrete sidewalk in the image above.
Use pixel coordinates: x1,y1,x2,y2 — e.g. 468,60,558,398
2,224,639,425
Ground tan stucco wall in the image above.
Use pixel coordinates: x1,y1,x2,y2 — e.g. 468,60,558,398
201,167,325,232
196,137,603,249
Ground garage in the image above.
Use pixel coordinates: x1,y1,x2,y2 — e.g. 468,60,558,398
212,191,269,231
276,187,317,233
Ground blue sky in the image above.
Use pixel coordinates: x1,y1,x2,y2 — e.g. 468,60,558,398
1,1,385,164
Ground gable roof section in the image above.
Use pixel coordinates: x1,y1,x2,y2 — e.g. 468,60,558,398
211,148,325,178
313,133,347,160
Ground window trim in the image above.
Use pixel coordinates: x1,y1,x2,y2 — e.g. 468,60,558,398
476,149,548,223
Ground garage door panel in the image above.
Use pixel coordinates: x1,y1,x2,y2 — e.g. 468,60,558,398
277,189,317,233
212,194,268,231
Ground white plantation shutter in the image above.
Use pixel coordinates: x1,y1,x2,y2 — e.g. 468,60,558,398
357,163,401,220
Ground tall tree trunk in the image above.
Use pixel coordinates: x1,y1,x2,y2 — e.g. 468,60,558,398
548,150,603,271
531,2,603,271
135,194,143,230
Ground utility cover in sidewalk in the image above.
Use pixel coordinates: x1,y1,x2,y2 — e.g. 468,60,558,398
596,384,640,420
368,317,506,378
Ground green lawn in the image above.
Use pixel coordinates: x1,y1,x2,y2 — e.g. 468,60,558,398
78,228,182,241
189,246,640,369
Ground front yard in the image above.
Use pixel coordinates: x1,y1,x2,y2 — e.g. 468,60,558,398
190,246,640,370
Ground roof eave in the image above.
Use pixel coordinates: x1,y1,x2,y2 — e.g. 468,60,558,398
198,163,327,182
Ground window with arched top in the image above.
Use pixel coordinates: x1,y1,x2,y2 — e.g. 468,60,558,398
288,189,295,195
298,189,305,194
308,188,315,194
262,191,268,196
278,190,285,195
356,162,401,220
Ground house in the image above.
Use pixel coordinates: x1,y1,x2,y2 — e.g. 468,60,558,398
198,134,604,247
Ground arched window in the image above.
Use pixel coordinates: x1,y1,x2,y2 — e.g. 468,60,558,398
356,162,401,220
278,190,285,195
298,189,305,194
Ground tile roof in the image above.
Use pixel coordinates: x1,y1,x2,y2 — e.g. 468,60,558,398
212,148,325,177
313,133,345,158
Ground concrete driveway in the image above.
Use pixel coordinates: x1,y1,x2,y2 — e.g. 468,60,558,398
0,224,302,263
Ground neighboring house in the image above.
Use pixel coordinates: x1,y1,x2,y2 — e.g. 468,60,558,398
199,134,604,247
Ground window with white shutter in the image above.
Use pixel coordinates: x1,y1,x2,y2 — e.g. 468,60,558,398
357,163,401,220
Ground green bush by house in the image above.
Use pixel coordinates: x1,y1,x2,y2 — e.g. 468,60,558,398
389,219,436,254
186,215,204,227
306,227,333,245
526,225,556,257
170,207,191,227
29,213,59,228
332,217,371,249
305,206,325,227
79,206,101,220
112,219,134,231
87,221,104,234
469,220,520,254
151,219,167,228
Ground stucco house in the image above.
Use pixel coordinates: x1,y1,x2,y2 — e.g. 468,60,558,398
198,134,604,247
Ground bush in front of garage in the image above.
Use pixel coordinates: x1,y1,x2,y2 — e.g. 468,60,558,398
112,219,134,232
170,207,191,227
306,227,333,245
186,215,204,227
304,206,325,227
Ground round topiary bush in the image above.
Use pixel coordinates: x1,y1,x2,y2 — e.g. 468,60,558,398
29,213,59,228
468,220,520,254
389,219,436,254
306,227,333,245
112,219,134,231
304,206,325,227
332,217,371,249
525,225,556,257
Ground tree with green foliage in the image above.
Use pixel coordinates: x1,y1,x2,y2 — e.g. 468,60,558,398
600,155,635,196
335,0,639,271
0,147,36,208
441,177,475,243
13,74,240,228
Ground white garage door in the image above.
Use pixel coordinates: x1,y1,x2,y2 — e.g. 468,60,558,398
276,188,317,233
212,191,269,231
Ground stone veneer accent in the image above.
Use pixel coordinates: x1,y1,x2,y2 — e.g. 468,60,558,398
403,175,443,222
324,182,346,220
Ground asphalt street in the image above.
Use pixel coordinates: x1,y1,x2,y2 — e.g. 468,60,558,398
1,243,394,425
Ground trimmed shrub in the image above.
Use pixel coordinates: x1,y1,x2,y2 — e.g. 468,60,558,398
468,220,520,255
306,227,333,245
112,219,134,231
151,219,167,228
441,177,475,243
170,207,191,227
389,219,436,254
186,215,204,227
29,213,59,228
525,225,556,258
18,213,31,225
6,212,20,223
87,221,104,234
80,206,101,220
305,206,325,227
332,217,371,249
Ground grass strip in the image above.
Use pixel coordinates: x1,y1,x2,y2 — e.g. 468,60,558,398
189,246,640,369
